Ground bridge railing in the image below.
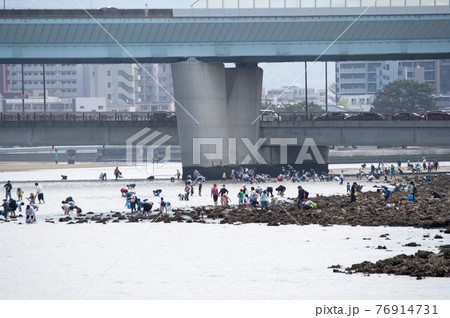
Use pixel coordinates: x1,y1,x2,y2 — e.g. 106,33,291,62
191,0,450,9
1,111,448,122
260,111,450,121
0,112,177,122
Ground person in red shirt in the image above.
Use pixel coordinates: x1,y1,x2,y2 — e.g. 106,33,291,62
211,183,219,206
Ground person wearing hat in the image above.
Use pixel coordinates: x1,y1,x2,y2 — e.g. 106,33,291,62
237,189,244,205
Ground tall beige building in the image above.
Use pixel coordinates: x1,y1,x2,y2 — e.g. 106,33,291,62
135,63,174,112
89,63,174,112
90,64,135,111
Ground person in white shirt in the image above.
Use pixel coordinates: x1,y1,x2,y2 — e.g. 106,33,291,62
26,205,35,223
61,201,71,215
35,183,45,204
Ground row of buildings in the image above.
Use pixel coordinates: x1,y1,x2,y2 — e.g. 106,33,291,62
263,85,336,107
1,59,450,113
335,59,450,110
263,59,450,111
0,63,175,112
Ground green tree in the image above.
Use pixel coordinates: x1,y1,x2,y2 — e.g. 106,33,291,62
371,80,437,112
337,98,349,108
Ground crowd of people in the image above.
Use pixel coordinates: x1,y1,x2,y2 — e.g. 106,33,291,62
2,181,44,222
228,165,334,184
1,158,443,221
119,184,170,216
356,158,440,182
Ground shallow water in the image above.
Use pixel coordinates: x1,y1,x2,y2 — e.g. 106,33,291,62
0,222,448,299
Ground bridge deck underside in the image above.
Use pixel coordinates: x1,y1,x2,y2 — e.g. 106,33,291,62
1,9,449,63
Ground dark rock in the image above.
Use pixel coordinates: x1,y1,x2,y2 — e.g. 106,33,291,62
416,250,433,259
345,249,450,278
127,216,140,223
404,242,421,247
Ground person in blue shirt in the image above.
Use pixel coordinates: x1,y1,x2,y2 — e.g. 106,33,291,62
383,189,391,201
260,191,269,210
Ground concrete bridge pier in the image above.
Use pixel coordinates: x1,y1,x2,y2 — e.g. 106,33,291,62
172,61,330,179
172,61,262,179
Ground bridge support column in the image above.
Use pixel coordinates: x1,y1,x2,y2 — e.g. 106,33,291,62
172,61,262,179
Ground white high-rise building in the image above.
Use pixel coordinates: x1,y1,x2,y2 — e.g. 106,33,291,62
89,64,135,111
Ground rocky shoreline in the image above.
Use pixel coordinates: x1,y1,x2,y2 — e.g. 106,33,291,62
341,245,450,279
1,174,448,229
1,174,445,225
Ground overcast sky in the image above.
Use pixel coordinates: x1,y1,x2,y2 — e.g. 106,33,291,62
5,0,335,90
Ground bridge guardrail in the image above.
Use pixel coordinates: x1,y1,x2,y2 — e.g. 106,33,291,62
1,111,448,122
0,112,177,122
261,111,450,122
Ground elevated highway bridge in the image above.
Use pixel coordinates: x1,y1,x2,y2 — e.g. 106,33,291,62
1,112,449,148
1,112,449,177
0,6,449,63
